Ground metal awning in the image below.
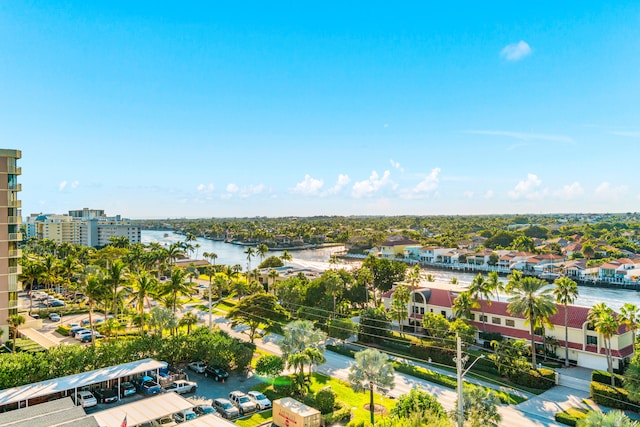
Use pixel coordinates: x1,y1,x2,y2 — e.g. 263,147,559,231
92,392,193,427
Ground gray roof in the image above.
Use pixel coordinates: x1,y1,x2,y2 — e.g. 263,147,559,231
0,358,166,407
93,392,193,427
0,397,99,427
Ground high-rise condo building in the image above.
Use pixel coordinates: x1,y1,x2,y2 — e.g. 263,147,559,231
0,149,21,336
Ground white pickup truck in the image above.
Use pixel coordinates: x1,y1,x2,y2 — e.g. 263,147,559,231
164,379,197,395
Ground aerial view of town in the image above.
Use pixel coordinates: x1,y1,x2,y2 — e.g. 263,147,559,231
1,2,640,427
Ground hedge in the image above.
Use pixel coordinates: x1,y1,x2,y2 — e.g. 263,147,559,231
56,325,71,336
590,381,630,410
554,407,589,426
322,400,351,425
591,369,624,388
511,368,555,390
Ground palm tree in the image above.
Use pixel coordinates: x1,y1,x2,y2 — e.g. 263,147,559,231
507,276,558,369
245,247,255,272
280,250,292,265
18,255,43,314
348,348,395,425
82,273,108,344
452,290,479,321
469,273,497,332
267,269,279,293
161,267,193,314
166,243,185,270
577,409,639,427
324,271,343,318
405,265,421,323
8,314,25,351
105,259,129,319
390,284,410,335
256,243,269,266
553,276,579,367
588,302,619,385
179,312,199,334
620,303,640,346
148,307,178,338
130,271,158,335
279,320,327,391
40,254,60,292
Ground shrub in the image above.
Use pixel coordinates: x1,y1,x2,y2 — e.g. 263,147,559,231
511,368,555,390
322,400,350,425
590,381,630,409
315,387,337,414
56,325,71,336
479,331,503,342
273,375,295,397
591,369,624,387
408,343,455,367
554,407,589,426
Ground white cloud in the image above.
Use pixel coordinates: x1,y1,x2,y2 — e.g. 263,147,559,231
239,184,266,198
351,170,392,198
390,159,404,172
412,167,441,193
484,190,494,199
555,182,584,199
325,174,351,195
508,173,546,200
465,130,573,144
71,181,79,189
500,40,532,61
291,175,324,195
226,183,239,193
197,183,215,193
464,191,474,199
59,181,67,191
595,182,628,201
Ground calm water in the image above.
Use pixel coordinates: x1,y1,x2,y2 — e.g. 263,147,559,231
142,230,640,311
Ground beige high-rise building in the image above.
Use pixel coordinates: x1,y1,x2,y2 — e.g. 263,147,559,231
0,149,21,337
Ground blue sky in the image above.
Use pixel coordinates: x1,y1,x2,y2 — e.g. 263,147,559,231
2,2,639,219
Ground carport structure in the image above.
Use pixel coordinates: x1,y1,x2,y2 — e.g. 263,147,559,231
0,358,166,411
92,392,194,427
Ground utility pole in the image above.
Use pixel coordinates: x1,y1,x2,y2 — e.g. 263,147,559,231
456,333,464,427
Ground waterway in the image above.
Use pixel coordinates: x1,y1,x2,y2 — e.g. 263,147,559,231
141,230,640,311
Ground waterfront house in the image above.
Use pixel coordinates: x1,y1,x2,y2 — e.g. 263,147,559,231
377,235,421,258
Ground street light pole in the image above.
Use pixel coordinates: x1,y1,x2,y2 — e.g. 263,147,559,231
208,282,212,331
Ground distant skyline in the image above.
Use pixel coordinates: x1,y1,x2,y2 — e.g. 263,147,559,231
2,2,639,219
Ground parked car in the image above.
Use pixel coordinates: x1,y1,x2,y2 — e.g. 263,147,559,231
155,416,177,426
164,379,197,395
173,409,197,423
193,404,217,417
49,300,66,307
48,313,61,322
71,327,90,338
74,390,97,408
133,375,162,395
93,388,119,404
187,361,207,374
229,390,257,415
79,331,105,343
204,365,229,382
113,381,137,397
247,390,272,410
212,398,240,420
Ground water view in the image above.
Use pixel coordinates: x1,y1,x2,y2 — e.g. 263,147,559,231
142,230,640,311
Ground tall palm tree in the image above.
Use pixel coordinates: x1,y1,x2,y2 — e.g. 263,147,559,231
59,255,82,296
161,267,193,314
348,349,395,425
267,269,279,293
469,273,497,332
553,276,579,367
280,250,292,266
256,243,269,266
166,243,185,270
18,255,43,314
40,254,60,292
148,307,177,338
82,273,108,345
130,271,159,335
279,320,327,390
620,303,640,346
390,284,410,336
105,259,130,319
8,314,25,351
588,302,619,385
179,312,199,334
405,265,421,323
507,276,558,369
245,247,255,272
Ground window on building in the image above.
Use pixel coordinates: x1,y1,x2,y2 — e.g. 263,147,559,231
492,317,501,325
480,315,487,322
586,335,598,346
420,307,424,314
505,319,515,327
469,314,475,321
441,310,447,317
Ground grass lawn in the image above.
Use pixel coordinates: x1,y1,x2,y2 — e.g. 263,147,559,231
237,372,396,427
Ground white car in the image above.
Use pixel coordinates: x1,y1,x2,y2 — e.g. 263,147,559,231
164,379,197,395
247,391,272,410
49,313,61,322
75,390,97,408
187,361,207,373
